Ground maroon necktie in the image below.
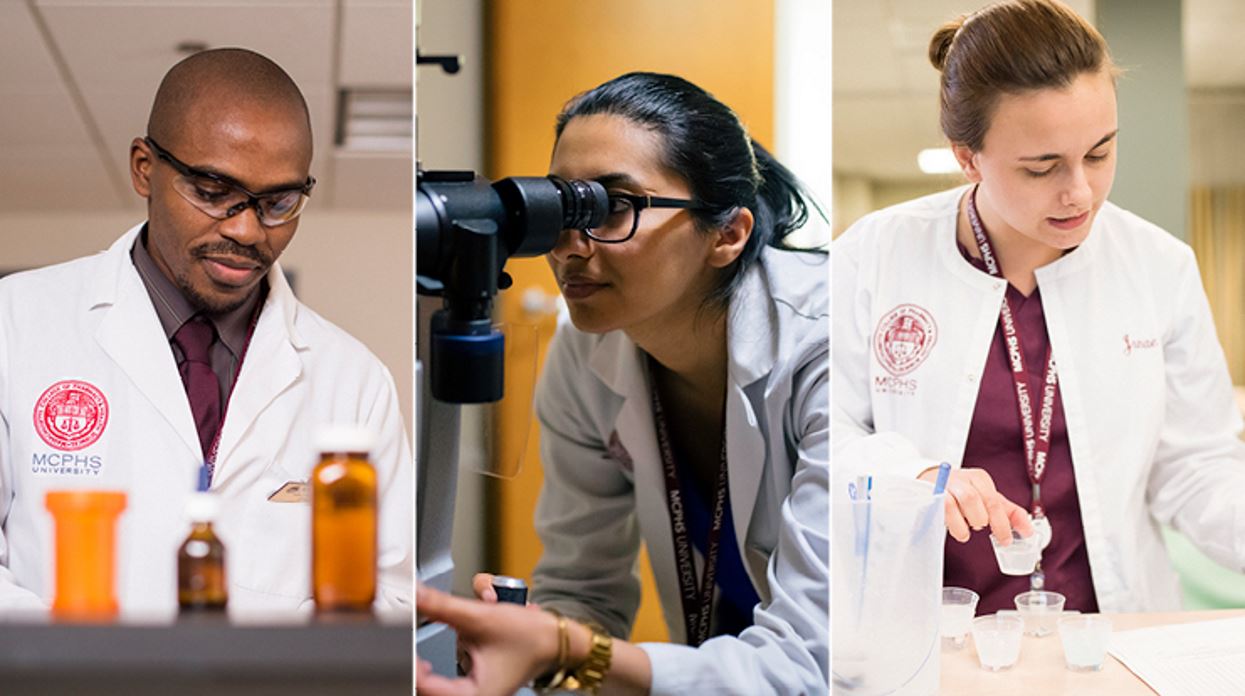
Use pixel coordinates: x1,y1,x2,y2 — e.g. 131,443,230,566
173,316,222,461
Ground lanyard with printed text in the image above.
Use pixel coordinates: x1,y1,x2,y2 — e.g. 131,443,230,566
650,376,729,647
967,186,1058,574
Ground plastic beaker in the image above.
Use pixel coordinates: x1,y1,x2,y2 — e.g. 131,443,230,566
972,612,1024,671
991,530,1041,575
45,490,127,620
1014,590,1065,637
1058,615,1112,671
941,587,980,649
833,475,944,695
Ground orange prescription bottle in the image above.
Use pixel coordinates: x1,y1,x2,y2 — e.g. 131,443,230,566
177,492,228,611
311,425,377,612
44,490,127,620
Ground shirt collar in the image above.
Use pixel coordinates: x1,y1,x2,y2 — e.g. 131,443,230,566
130,224,264,357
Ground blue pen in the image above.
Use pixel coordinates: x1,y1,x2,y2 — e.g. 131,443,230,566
853,473,873,628
933,462,951,496
913,462,953,542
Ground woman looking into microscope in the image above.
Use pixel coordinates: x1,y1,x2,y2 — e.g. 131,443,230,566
417,72,829,696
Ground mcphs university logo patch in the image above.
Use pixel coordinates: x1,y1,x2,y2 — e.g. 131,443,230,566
874,304,938,376
33,380,109,451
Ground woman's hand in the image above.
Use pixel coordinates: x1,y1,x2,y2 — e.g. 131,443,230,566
417,583,559,696
919,466,1033,544
471,573,498,602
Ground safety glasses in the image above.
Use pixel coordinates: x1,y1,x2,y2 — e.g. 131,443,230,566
145,136,315,227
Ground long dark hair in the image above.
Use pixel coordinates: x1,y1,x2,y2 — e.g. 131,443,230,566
555,72,820,310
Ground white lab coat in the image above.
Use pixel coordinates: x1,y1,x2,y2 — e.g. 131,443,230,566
834,186,1245,613
531,249,829,695
0,223,412,616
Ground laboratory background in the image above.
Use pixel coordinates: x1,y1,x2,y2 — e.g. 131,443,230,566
416,0,829,650
0,0,414,426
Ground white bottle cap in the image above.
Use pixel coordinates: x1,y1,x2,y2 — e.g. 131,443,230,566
314,424,376,454
184,492,220,522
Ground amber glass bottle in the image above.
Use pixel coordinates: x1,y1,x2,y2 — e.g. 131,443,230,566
312,426,377,612
177,493,228,611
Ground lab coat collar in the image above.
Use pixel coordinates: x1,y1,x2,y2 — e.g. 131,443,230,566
935,184,1100,291
586,330,648,400
91,224,202,460
88,223,305,478
211,261,303,478
726,255,782,389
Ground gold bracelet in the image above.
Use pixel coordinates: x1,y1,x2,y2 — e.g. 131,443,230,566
532,609,571,692
562,621,613,696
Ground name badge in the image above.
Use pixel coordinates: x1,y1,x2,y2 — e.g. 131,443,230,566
268,481,309,503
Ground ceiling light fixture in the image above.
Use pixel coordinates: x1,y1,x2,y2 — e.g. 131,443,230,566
917,148,961,175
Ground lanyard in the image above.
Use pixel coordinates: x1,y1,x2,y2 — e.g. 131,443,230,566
966,186,1059,518
204,289,265,482
650,376,729,647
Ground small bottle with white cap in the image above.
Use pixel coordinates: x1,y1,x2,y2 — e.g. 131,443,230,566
177,491,228,612
312,424,378,613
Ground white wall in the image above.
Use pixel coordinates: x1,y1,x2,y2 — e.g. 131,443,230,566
775,0,833,247
1190,89,1245,186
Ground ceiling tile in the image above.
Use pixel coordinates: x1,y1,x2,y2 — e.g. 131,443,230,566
341,0,412,87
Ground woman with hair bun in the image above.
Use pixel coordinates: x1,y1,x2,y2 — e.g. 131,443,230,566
836,0,1245,617
418,72,829,696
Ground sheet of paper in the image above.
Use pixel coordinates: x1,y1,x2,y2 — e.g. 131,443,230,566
1109,617,1245,695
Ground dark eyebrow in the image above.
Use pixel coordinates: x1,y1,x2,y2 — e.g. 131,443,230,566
593,172,645,191
1018,130,1119,162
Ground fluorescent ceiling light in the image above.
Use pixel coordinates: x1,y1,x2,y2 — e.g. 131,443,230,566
918,148,960,175
337,89,412,152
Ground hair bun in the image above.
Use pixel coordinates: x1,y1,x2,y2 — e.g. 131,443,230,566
928,21,962,71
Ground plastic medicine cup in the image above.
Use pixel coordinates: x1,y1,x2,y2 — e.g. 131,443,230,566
1059,615,1113,672
941,587,980,649
45,490,127,620
972,612,1024,671
990,530,1041,575
1014,590,1066,637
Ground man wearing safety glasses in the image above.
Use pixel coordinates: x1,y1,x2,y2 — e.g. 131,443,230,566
0,48,411,615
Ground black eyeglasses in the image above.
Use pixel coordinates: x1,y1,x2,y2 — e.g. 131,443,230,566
585,193,706,243
145,136,316,227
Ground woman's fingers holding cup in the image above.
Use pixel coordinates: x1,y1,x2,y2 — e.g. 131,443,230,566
943,493,972,542
984,494,1017,545
1008,502,1035,539
924,467,1025,544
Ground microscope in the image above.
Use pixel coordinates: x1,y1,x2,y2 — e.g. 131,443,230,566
415,166,607,675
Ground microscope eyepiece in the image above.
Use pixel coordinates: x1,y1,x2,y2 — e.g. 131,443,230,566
548,176,609,232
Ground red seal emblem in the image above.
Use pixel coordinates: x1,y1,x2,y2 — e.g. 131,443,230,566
33,380,109,451
874,304,938,376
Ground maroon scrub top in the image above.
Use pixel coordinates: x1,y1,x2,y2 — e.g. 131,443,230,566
945,245,1100,615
